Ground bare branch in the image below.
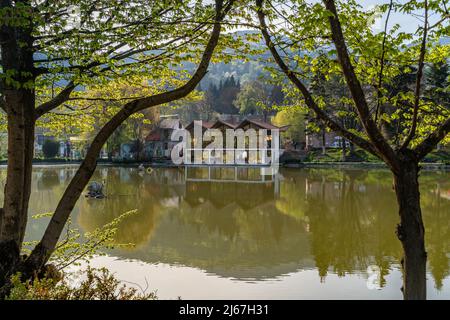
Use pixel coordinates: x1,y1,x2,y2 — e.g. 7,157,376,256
428,14,449,30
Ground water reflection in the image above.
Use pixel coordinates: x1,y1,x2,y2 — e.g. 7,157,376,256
305,171,401,285
3,165,448,297
80,167,450,289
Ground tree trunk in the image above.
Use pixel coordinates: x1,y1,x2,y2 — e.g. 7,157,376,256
0,91,35,287
0,6,36,289
393,159,427,300
0,0,228,298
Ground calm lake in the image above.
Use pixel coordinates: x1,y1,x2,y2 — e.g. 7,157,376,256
2,166,449,299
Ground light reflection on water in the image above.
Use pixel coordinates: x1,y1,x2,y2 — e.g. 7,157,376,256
2,165,449,299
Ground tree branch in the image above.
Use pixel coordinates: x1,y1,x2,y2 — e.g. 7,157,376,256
0,79,5,112
34,82,76,119
414,117,450,160
401,0,428,149
23,0,233,272
374,0,393,124
322,0,399,171
256,0,380,159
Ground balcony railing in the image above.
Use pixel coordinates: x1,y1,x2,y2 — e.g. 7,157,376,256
183,148,282,166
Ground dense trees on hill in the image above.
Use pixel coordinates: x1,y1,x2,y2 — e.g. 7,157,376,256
425,62,450,108
205,75,241,114
233,80,283,120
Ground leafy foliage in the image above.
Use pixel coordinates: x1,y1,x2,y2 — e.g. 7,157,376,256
251,0,450,149
234,79,282,118
7,266,157,300
23,210,138,270
9,209,157,300
272,107,306,144
42,140,59,158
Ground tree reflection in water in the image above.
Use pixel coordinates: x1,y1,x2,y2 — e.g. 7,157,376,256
8,166,449,295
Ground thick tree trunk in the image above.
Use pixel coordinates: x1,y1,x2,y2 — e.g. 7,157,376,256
393,159,427,300
0,0,230,298
0,91,35,287
0,3,36,290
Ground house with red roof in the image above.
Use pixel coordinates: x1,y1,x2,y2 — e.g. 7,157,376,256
184,118,286,164
143,118,183,160
141,116,287,164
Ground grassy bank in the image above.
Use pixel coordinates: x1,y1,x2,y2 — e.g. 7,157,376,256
0,149,448,168
302,148,450,164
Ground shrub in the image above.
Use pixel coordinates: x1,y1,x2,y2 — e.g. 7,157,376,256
7,267,157,300
42,140,60,158
7,210,150,300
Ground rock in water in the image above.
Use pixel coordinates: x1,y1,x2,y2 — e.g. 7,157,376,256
87,181,105,198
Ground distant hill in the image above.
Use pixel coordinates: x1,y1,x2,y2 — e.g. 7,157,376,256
197,29,272,89
33,30,449,92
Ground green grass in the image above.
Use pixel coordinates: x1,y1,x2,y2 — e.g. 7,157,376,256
422,149,450,164
303,148,378,163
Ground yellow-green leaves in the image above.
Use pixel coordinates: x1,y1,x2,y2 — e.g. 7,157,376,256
0,2,32,28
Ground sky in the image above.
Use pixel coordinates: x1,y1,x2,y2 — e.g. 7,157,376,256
350,0,446,34
228,0,448,39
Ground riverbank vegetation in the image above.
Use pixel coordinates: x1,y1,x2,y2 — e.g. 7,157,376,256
7,266,157,300
5,209,148,300
303,148,450,164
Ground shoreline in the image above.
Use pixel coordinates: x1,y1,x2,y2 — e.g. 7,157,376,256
283,162,450,171
0,160,448,171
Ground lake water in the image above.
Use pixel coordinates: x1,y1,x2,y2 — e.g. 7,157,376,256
2,166,449,299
